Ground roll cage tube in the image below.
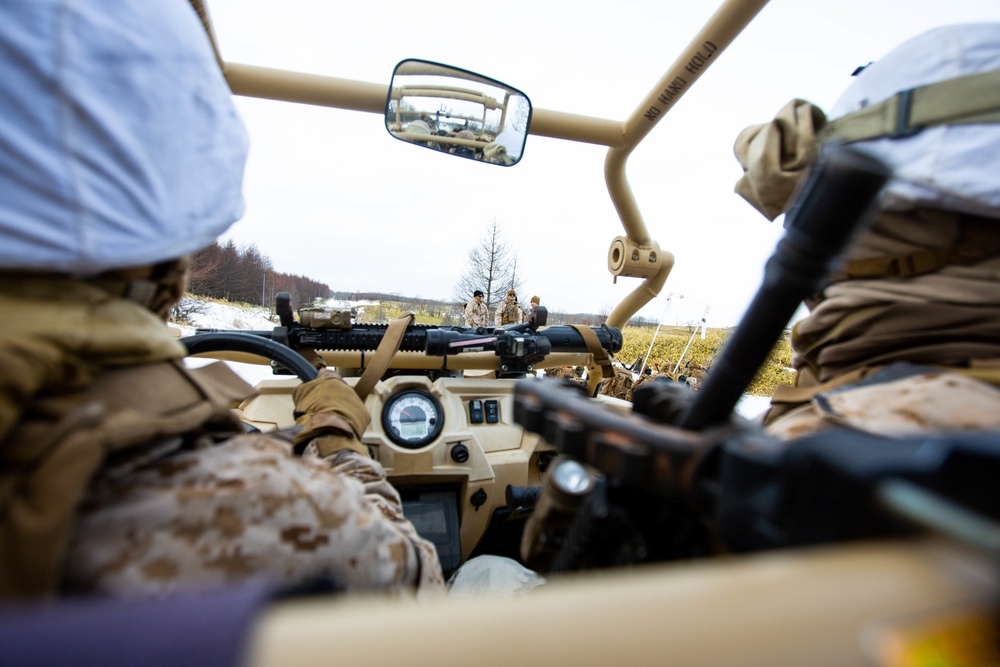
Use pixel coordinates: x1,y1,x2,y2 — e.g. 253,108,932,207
212,0,770,331
604,0,769,329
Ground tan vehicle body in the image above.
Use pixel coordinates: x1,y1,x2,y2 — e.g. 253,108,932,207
183,1,1000,664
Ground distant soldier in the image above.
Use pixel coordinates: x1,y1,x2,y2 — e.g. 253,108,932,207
525,295,541,319
629,368,659,400
544,366,574,380
546,366,588,387
495,288,525,326
683,359,709,387
599,366,635,400
464,289,489,327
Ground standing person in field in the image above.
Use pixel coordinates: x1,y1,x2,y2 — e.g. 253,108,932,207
524,295,541,322
495,288,525,326
464,289,489,327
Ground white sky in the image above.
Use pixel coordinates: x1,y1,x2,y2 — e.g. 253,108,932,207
207,0,1000,327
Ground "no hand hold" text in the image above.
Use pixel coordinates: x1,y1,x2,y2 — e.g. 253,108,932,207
644,41,718,121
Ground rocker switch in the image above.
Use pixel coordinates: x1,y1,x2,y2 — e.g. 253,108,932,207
485,400,500,424
469,400,484,424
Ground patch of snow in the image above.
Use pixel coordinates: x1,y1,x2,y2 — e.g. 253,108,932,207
735,394,771,420
171,298,282,385
172,296,275,335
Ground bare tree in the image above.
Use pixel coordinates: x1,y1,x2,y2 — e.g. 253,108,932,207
504,254,525,298
188,243,222,290
452,218,523,311
188,240,331,308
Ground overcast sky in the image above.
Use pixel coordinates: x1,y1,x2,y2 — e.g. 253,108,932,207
207,0,1000,327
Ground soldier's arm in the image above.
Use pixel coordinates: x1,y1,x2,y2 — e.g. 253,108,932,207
291,370,445,591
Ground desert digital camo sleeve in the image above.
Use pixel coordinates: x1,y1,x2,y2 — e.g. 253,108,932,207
0,279,444,599
61,368,445,598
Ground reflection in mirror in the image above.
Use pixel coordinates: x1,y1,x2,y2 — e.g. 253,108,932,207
386,59,531,166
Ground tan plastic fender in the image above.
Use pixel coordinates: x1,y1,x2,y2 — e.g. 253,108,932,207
248,538,997,667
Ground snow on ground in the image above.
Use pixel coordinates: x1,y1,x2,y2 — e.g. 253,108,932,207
170,297,280,385
734,394,772,420
170,296,275,336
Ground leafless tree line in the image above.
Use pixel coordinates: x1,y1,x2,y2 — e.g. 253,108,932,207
188,240,332,310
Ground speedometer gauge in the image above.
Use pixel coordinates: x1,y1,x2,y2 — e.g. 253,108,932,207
381,389,444,449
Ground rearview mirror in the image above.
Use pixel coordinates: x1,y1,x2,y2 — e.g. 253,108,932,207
386,59,531,166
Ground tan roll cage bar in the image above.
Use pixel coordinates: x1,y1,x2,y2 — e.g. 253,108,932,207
196,0,770,330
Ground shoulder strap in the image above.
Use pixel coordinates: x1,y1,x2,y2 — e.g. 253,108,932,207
819,69,1000,144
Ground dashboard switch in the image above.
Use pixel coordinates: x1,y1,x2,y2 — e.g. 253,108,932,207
469,399,484,424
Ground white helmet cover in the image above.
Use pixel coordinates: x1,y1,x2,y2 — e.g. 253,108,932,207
0,0,249,274
829,23,1000,218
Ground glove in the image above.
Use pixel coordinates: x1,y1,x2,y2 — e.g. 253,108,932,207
291,369,372,457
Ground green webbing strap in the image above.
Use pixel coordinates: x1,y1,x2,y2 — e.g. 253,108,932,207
819,69,1000,144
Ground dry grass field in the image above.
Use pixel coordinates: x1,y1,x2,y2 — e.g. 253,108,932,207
617,325,795,396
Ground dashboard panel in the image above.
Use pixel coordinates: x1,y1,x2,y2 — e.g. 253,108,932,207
236,374,553,565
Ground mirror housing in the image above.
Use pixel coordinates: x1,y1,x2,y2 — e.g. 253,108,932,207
385,59,531,166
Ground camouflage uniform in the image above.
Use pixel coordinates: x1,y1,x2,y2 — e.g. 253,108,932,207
544,366,586,388
544,366,573,380
732,25,1000,440
495,297,524,327
623,371,673,401
464,297,489,327
64,434,443,597
598,367,635,400
0,276,444,599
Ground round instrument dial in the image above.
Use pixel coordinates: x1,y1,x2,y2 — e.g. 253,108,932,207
381,389,444,448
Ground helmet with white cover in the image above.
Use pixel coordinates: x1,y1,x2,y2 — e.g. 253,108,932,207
0,0,249,275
